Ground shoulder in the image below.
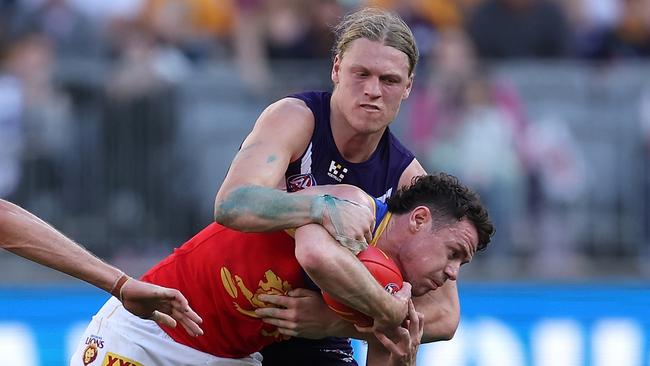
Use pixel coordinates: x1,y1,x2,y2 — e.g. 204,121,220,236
398,159,427,188
248,97,315,146
263,97,313,120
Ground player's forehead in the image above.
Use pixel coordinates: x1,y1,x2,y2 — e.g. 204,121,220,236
340,38,410,74
429,218,479,252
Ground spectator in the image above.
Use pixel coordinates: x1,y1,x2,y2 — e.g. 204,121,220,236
409,29,529,259
0,39,23,200
1,33,74,221
524,115,586,277
466,0,571,59
9,0,101,59
586,0,650,59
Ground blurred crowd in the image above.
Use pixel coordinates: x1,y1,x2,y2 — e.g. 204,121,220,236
1,0,649,87
1,0,650,277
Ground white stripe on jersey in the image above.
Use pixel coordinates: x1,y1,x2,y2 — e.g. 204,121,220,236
300,143,313,175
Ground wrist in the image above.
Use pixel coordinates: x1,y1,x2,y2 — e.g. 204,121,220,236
110,273,131,301
309,195,326,225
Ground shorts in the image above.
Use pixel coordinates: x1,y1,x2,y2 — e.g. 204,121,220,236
70,297,263,366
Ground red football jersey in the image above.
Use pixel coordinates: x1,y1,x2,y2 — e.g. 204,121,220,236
141,223,304,358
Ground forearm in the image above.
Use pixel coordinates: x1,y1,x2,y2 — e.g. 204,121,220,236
295,224,402,326
215,185,316,231
415,282,460,342
0,200,122,292
366,340,391,366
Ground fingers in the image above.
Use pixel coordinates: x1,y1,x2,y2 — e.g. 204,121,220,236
161,289,204,337
407,300,422,340
287,288,319,297
174,308,204,337
334,235,367,255
394,282,412,302
151,310,177,329
374,329,409,356
354,323,375,334
254,306,285,319
257,293,292,307
364,230,373,247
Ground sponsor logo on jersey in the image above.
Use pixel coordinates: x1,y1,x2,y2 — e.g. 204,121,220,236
101,352,143,366
82,344,99,365
327,160,348,182
384,283,400,295
286,173,316,192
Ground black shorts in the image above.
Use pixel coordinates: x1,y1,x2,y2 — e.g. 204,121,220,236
261,337,358,366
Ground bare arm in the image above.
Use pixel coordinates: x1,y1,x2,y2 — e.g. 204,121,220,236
214,98,373,249
293,186,409,331
366,300,424,366
399,159,460,341
0,199,203,336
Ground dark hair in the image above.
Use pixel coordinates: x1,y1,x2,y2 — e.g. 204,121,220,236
386,173,494,251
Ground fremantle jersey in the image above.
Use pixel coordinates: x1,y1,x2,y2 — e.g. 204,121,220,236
139,199,391,359
284,91,415,202
261,91,414,366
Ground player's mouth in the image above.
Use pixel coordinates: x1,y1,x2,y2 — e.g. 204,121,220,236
360,103,381,112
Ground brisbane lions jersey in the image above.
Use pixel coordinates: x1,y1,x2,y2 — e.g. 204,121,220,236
140,198,391,359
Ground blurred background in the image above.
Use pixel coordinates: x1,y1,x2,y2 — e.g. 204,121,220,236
0,0,649,365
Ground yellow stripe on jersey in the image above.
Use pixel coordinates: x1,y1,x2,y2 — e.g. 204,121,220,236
371,211,392,247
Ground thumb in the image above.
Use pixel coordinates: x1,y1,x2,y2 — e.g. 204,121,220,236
395,282,412,301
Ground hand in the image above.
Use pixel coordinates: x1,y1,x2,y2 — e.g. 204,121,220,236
254,288,341,339
355,282,412,335
120,278,204,337
311,195,374,254
375,300,424,366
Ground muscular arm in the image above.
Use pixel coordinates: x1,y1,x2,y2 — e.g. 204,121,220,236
399,159,460,341
214,98,314,231
214,98,374,248
293,186,408,330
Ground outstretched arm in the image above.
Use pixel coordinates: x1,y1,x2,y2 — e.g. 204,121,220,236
214,98,373,252
0,199,203,337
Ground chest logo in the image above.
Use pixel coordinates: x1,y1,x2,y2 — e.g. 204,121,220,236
286,173,316,192
220,267,293,339
328,160,348,182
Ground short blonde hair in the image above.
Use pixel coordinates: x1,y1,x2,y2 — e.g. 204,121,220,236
332,8,419,76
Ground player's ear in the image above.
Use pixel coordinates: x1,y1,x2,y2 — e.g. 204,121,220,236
332,54,342,84
402,75,414,99
409,206,431,232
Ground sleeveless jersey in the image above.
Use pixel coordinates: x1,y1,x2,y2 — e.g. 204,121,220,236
261,91,413,365
284,91,414,202
140,199,391,359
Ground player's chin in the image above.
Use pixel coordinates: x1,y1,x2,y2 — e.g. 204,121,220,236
412,285,431,297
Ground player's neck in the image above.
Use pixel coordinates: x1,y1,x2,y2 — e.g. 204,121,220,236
331,120,385,163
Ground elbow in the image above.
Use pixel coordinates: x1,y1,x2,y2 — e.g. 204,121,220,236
422,310,460,343
214,191,245,229
295,241,329,278
213,203,231,225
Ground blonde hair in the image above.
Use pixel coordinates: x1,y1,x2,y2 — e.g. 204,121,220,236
332,8,419,76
